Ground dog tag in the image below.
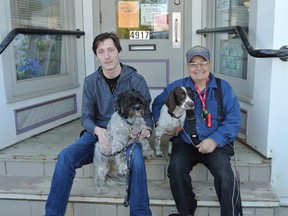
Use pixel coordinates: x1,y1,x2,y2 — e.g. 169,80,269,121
201,109,208,121
201,113,205,122
202,109,208,118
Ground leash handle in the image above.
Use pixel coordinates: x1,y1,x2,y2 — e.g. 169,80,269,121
131,130,142,143
123,131,142,207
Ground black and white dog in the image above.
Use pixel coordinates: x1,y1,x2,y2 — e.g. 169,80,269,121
154,86,194,157
93,89,154,193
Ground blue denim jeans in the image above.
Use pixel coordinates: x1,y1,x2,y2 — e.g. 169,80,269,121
45,131,152,216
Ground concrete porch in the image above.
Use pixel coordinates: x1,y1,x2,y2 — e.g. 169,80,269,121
0,118,279,216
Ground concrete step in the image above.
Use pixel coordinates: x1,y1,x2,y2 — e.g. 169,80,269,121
0,176,279,216
0,119,271,182
0,119,278,216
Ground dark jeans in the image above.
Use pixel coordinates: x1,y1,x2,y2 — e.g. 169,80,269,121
168,136,241,216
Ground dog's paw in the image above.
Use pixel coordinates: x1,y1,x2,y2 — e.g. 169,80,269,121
118,163,128,175
144,150,155,159
95,178,110,194
155,150,164,157
106,174,126,186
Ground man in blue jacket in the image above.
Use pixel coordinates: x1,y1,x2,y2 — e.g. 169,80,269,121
45,32,153,216
152,45,242,216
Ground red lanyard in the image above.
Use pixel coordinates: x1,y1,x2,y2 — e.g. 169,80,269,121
194,79,212,127
194,80,208,111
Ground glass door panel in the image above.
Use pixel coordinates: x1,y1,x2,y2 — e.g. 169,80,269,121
214,0,250,80
116,0,169,40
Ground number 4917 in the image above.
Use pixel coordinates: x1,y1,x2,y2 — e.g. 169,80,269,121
129,31,150,40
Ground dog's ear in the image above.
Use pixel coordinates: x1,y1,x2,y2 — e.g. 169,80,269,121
186,87,195,101
115,91,126,116
129,89,147,109
165,88,177,113
133,89,147,107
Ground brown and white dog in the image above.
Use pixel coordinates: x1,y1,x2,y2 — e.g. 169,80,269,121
154,86,194,157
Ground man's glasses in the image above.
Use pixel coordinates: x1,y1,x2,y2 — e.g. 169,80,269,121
188,61,210,69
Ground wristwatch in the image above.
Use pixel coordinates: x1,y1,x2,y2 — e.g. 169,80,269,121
146,128,152,138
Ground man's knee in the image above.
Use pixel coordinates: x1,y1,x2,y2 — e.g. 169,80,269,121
128,143,144,167
168,156,188,177
211,163,234,182
57,148,73,166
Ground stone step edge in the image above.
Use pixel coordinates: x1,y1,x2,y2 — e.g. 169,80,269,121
0,176,280,208
0,157,271,167
0,193,280,208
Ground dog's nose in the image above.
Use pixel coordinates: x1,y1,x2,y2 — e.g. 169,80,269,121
187,101,194,109
132,104,141,111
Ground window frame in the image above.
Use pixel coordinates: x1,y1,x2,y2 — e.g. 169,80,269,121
206,0,253,103
1,0,80,103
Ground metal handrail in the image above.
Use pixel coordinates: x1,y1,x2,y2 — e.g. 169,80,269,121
196,25,288,61
0,28,85,54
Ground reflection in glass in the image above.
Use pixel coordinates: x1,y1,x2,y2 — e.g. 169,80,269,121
14,34,63,80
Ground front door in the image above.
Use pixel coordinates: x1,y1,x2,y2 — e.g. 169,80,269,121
98,0,191,98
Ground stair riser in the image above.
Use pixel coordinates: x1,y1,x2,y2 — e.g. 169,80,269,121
0,199,276,216
0,160,271,182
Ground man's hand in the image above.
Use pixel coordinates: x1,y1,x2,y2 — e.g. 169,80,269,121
196,138,217,154
129,125,152,140
165,129,178,136
94,126,111,153
155,121,180,136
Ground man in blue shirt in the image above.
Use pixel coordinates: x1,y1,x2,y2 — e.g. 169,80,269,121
45,32,153,216
152,45,242,216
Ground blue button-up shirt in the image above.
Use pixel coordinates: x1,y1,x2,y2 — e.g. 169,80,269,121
152,73,241,147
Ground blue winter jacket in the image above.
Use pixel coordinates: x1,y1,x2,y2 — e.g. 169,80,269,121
152,73,241,147
81,63,153,133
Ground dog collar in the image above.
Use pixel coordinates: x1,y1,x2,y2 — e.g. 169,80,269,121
167,110,182,119
120,116,134,126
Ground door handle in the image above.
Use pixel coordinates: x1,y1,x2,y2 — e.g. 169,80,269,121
174,18,179,42
172,12,181,48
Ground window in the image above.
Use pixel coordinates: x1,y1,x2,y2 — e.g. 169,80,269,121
214,0,250,80
14,34,64,80
10,0,62,28
116,0,169,40
11,0,63,81
2,0,80,102
208,0,252,102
